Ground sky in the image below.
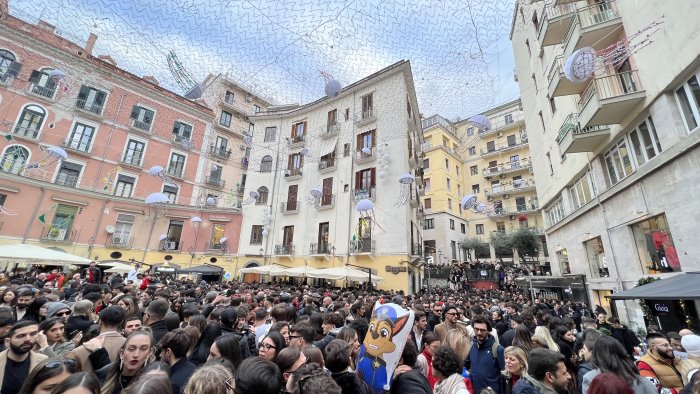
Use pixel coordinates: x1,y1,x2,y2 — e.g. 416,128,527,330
14,0,521,120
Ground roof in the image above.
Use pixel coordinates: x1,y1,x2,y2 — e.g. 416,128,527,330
610,273,700,300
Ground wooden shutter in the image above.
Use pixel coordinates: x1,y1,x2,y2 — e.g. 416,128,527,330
287,155,293,170
370,168,376,187
131,106,140,120
323,177,332,195
28,70,41,83
355,171,361,189
371,130,377,146
356,133,362,151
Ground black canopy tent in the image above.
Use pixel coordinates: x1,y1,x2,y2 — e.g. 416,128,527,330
179,264,224,283
610,272,700,300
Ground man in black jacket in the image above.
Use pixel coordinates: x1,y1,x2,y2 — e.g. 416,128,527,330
220,308,256,358
610,317,640,357
161,329,197,394
390,340,431,394
144,299,169,344
326,339,372,394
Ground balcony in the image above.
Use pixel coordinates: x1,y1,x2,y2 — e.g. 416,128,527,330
209,145,232,161
12,125,40,140
159,239,182,251
310,242,331,255
40,226,78,243
485,179,536,198
411,243,423,257
280,200,299,214
577,71,646,129
284,168,302,180
487,203,540,218
220,98,252,118
172,134,192,150
129,118,152,134
482,158,532,178
166,165,184,178
350,239,375,255
54,173,79,187
61,140,91,156
235,184,245,195
480,138,528,158
355,108,376,127
547,55,588,98
315,194,335,210
119,153,143,168
318,158,336,172
28,83,56,100
557,113,611,154
354,147,376,164
75,99,103,117
274,244,295,256
107,234,132,248
563,1,622,59
537,2,578,47
353,187,376,201
205,176,225,188
286,135,305,149
479,113,525,137
321,123,340,139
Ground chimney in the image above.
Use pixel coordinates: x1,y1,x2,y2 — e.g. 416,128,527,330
85,33,98,54
38,20,56,33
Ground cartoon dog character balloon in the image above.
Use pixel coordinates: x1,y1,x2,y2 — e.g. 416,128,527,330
357,302,415,392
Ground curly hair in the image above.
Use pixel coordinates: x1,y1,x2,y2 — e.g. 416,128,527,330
431,346,462,378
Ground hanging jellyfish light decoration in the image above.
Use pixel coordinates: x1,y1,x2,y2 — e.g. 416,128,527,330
243,134,253,148
25,146,67,171
467,114,492,132
306,187,323,205
241,190,260,206
460,193,496,215
261,206,273,236
148,165,178,187
394,173,415,206
460,194,478,210
320,71,342,98
377,143,390,180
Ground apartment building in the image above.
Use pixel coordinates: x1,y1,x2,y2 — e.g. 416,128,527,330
511,0,700,323
238,60,425,293
0,5,243,272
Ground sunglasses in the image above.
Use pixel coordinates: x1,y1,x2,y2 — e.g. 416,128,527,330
46,359,78,369
259,343,276,351
56,311,71,317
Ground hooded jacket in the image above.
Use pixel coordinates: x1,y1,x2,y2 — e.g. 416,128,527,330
466,335,505,394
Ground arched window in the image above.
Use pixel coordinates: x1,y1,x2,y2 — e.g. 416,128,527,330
0,50,15,76
260,155,273,173
1,146,29,174
14,105,46,139
256,187,268,205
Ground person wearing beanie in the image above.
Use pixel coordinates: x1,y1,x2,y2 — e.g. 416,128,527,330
70,305,126,373
45,302,71,323
680,335,700,386
144,299,169,344
65,299,94,337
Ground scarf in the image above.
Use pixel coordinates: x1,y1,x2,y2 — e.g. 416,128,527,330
521,373,558,394
423,349,438,388
434,373,467,394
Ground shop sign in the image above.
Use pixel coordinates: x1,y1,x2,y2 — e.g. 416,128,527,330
653,303,671,314
385,266,407,274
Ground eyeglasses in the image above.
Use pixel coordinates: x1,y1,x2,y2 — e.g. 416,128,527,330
473,328,488,333
288,335,302,340
259,343,276,351
225,377,234,391
56,311,71,317
445,312,458,316
46,359,78,369
434,309,443,313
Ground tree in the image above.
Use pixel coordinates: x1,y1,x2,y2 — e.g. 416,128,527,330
459,237,488,262
490,231,512,264
510,227,540,264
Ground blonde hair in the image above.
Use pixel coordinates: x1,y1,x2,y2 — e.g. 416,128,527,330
184,364,234,394
444,328,472,362
502,346,528,377
532,326,560,352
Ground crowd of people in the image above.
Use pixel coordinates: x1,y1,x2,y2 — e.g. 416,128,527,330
0,260,697,394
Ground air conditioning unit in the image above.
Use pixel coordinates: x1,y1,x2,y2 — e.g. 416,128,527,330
245,94,253,102
504,194,510,199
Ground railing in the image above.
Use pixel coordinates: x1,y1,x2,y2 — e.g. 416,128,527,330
159,240,182,251
350,239,375,254
166,165,184,178
488,203,540,217
481,138,528,155
205,177,225,188
310,242,331,255
172,134,192,149
578,70,643,110
40,226,77,243
482,158,532,177
209,145,232,160
274,244,295,255
353,187,376,201
287,135,305,146
361,108,374,121
0,71,14,85
285,168,302,178
280,200,299,213
466,269,500,282
62,139,90,153
209,242,223,250
30,83,56,99
484,179,536,196
537,2,578,39
315,194,335,208
107,234,132,248
75,99,103,115
318,158,335,171
129,118,152,132
324,123,340,136
557,113,611,143
577,0,619,30
355,147,375,162
479,112,525,136
120,153,143,167
54,173,79,187
546,55,565,85
13,125,40,139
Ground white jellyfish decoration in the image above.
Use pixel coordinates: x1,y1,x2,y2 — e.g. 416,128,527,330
48,69,66,80
206,196,218,206
149,165,178,187
564,47,598,83
262,228,269,236
460,194,478,210
306,187,323,205
242,190,260,206
243,134,253,148
468,114,492,132
325,78,342,98
190,216,202,223
145,192,169,205
394,173,415,206
25,146,68,171
361,146,372,156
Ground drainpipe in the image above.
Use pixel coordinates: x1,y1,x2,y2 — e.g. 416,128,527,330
86,198,110,259
263,118,283,266
346,91,357,267
23,187,45,243
141,216,157,263
92,93,127,190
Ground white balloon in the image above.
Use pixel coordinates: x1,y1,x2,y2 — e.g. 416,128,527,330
378,171,386,179
262,229,268,236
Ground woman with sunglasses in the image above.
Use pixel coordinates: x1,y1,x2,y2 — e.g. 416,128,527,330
37,318,75,357
258,332,286,363
18,357,79,394
98,330,155,394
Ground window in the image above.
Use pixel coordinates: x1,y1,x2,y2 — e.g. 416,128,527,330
1,146,28,174
532,11,539,30
47,204,78,241
354,168,376,198
250,225,263,244
291,121,306,143
123,139,145,166
569,172,595,210
0,49,17,80
539,111,546,132
544,198,565,227
557,249,571,275
488,160,498,173
163,185,178,203
76,85,106,115
424,198,431,209
220,111,232,127
423,219,435,230
164,220,183,250
456,166,460,176
423,158,430,169
505,114,513,124
584,237,609,278
470,165,478,175
248,123,254,134
130,106,154,131
457,184,461,196
472,184,480,194
448,198,452,211
496,222,506,232
257,187,268,205
55,162,82,187
209,164,223,184
507,134,517,146
67,122,96,152
467,146,476,156
546,152,553,174
254,105,261,114
29,69,57,98
424,178,431,192
460,223,466,234
344,108,350,121
0,194,6,207
549,96,556,114
475,224,484,235
210,224,226,249
491,180,501,193
114,174,136,198
486,141,495,152
603,138,634,185
445,158,450,170
446,178,451,192
260,155,273,173
343,143,350,157
442,137,449,147
113,214,135,246
327,109,338,129
356,129,376,154
449,219,455,230
288,153,303,170
467,127,474,137
214,136,228,154
515,196,527,211
173,121,192,138
632,214,680,274
629,116,662,167
674,74,700,132
225,91,234,104
167,153,186,177
361,93,374,119
14,105,45,138
264,126,276,142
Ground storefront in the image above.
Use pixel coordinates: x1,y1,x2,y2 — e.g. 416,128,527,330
516,274,590,305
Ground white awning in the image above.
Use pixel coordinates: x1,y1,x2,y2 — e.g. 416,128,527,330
318,136,338,157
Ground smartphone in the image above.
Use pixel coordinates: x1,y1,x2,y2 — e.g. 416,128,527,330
69,330,79,338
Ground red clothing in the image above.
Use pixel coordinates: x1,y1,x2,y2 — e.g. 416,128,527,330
140,276,150,290
422,348,438,389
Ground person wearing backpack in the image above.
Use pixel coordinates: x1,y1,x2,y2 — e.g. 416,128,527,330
465,315,505,394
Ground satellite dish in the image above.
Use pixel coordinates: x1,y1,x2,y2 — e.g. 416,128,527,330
105,225,115,234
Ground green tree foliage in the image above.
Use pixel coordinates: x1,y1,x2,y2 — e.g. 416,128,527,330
490,231,512,263
510,227,540,264
459,237,488,262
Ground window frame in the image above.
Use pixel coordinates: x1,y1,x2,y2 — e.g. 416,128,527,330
167,151,187,177
53,160,85,188
114,172,138,198
264,126,277,142
122,136,147,166
14,104,46,138
220,111,232,127
66,120,98,153
674,73,700,133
